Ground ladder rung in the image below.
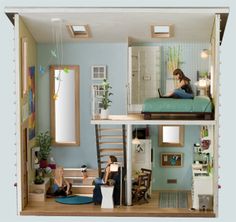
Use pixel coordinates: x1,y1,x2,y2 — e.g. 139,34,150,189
99,142,125,145
99,148,124,153
100,154,124,158
98,128,124,132
98,135,125,139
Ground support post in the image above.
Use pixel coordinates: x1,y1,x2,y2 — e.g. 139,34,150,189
126,124,132,206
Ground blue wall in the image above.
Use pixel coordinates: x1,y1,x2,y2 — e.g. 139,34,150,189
150,125,200,190
37,42,206,190
133,42,210,92
37,43,128,168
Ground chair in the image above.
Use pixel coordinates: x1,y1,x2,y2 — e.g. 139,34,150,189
132,168,152,202
140,168,152,198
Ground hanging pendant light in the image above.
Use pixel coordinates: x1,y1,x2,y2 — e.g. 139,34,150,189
132,127,140,145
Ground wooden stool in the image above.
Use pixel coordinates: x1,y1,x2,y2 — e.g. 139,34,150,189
101,185,114,208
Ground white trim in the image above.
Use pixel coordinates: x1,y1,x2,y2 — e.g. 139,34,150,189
126,124,132,206
91,117,216,126
14,14,22,214
5,7,230,15
213,14,220,217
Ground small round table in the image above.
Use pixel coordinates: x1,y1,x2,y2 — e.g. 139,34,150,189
100,185,114,208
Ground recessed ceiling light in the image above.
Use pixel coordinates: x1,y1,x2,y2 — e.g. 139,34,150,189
67,24,91,38
151,25,174,38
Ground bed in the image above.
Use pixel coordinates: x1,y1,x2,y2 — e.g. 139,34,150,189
141,96,213,120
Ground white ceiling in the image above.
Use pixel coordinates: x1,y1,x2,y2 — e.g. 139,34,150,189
15,9,218,43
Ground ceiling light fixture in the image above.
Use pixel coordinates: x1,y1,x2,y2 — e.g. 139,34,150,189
201,49,211,58
132,127,140,145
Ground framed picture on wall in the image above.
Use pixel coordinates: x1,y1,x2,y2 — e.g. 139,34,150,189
91,65,106,80
160,152,183,167
31,147,40,170
28,66,36,140
21,37,28,97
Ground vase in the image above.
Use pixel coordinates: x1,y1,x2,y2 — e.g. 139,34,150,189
100,109,109,119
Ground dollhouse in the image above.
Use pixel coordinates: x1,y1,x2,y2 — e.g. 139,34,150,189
5,6,228,217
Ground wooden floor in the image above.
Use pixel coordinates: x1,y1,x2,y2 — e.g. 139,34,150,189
21,191,215,217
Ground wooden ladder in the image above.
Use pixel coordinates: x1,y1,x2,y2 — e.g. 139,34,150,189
95,124,127,177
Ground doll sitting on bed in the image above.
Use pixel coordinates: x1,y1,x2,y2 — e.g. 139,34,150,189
159,69,194,99
52,166,72,196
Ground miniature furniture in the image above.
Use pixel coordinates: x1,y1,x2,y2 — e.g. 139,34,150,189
101,185,114,208
29,177,50,202
132,171,152,203
142,96,213,120
192,170,213,210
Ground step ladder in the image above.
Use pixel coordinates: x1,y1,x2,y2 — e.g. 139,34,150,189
95,124,127,177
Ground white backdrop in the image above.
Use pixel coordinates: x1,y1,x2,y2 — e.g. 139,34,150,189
0,1,235,222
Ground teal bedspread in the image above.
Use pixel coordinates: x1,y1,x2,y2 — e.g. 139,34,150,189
142,96,212,113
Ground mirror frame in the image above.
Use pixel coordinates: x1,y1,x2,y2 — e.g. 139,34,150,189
158,125,184,147
50,65,80,146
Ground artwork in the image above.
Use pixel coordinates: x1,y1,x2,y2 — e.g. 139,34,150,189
28,66,35,140
31,147,40,170
91,65,106,80
160,153,183,167
21,37,28,96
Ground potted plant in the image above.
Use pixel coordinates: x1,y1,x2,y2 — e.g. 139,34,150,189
100,79,113,119
36,131,52,168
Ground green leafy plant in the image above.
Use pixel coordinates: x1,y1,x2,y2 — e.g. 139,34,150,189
36,131,52,160
34,175,44,184
101,79,113,110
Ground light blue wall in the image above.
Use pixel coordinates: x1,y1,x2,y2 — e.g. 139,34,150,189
133,42,210,92
37,43,128,168
150,125,200,190
38,42,205,190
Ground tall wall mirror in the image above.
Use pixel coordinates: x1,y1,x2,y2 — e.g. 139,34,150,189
158,125,184,147
50,65,80,146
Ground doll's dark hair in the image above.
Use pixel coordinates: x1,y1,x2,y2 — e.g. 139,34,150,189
173,68,191,82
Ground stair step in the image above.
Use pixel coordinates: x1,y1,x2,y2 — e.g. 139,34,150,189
99,141,124,145
71,186,94,194
65,177,95,186
100,154,124,158
98,135,125,139
99,128,123,132
99,148,124,153
63,168,98,177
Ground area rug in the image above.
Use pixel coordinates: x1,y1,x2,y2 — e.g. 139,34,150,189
159,191,188,208
55,195,93,205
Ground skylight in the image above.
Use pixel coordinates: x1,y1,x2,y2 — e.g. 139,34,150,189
67,24,90,38
151,25,173,38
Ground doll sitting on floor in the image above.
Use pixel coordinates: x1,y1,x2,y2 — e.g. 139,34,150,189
52,166,72,196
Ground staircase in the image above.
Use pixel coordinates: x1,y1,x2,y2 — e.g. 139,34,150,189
95,124,127,177
63,168,98,196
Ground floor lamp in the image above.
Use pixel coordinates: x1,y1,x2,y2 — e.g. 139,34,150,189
110,162,123,207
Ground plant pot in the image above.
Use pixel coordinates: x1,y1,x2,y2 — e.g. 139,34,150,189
39,159,48,168
100,109,109,119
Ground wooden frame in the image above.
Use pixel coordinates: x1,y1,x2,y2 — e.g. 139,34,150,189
50,65,80,146
21,37,28,97
66,24,91,38
31,147,40,170
91,65,107,80
158,125,184,147
160,152,183,167
142,111,214,120
151,25,174,38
